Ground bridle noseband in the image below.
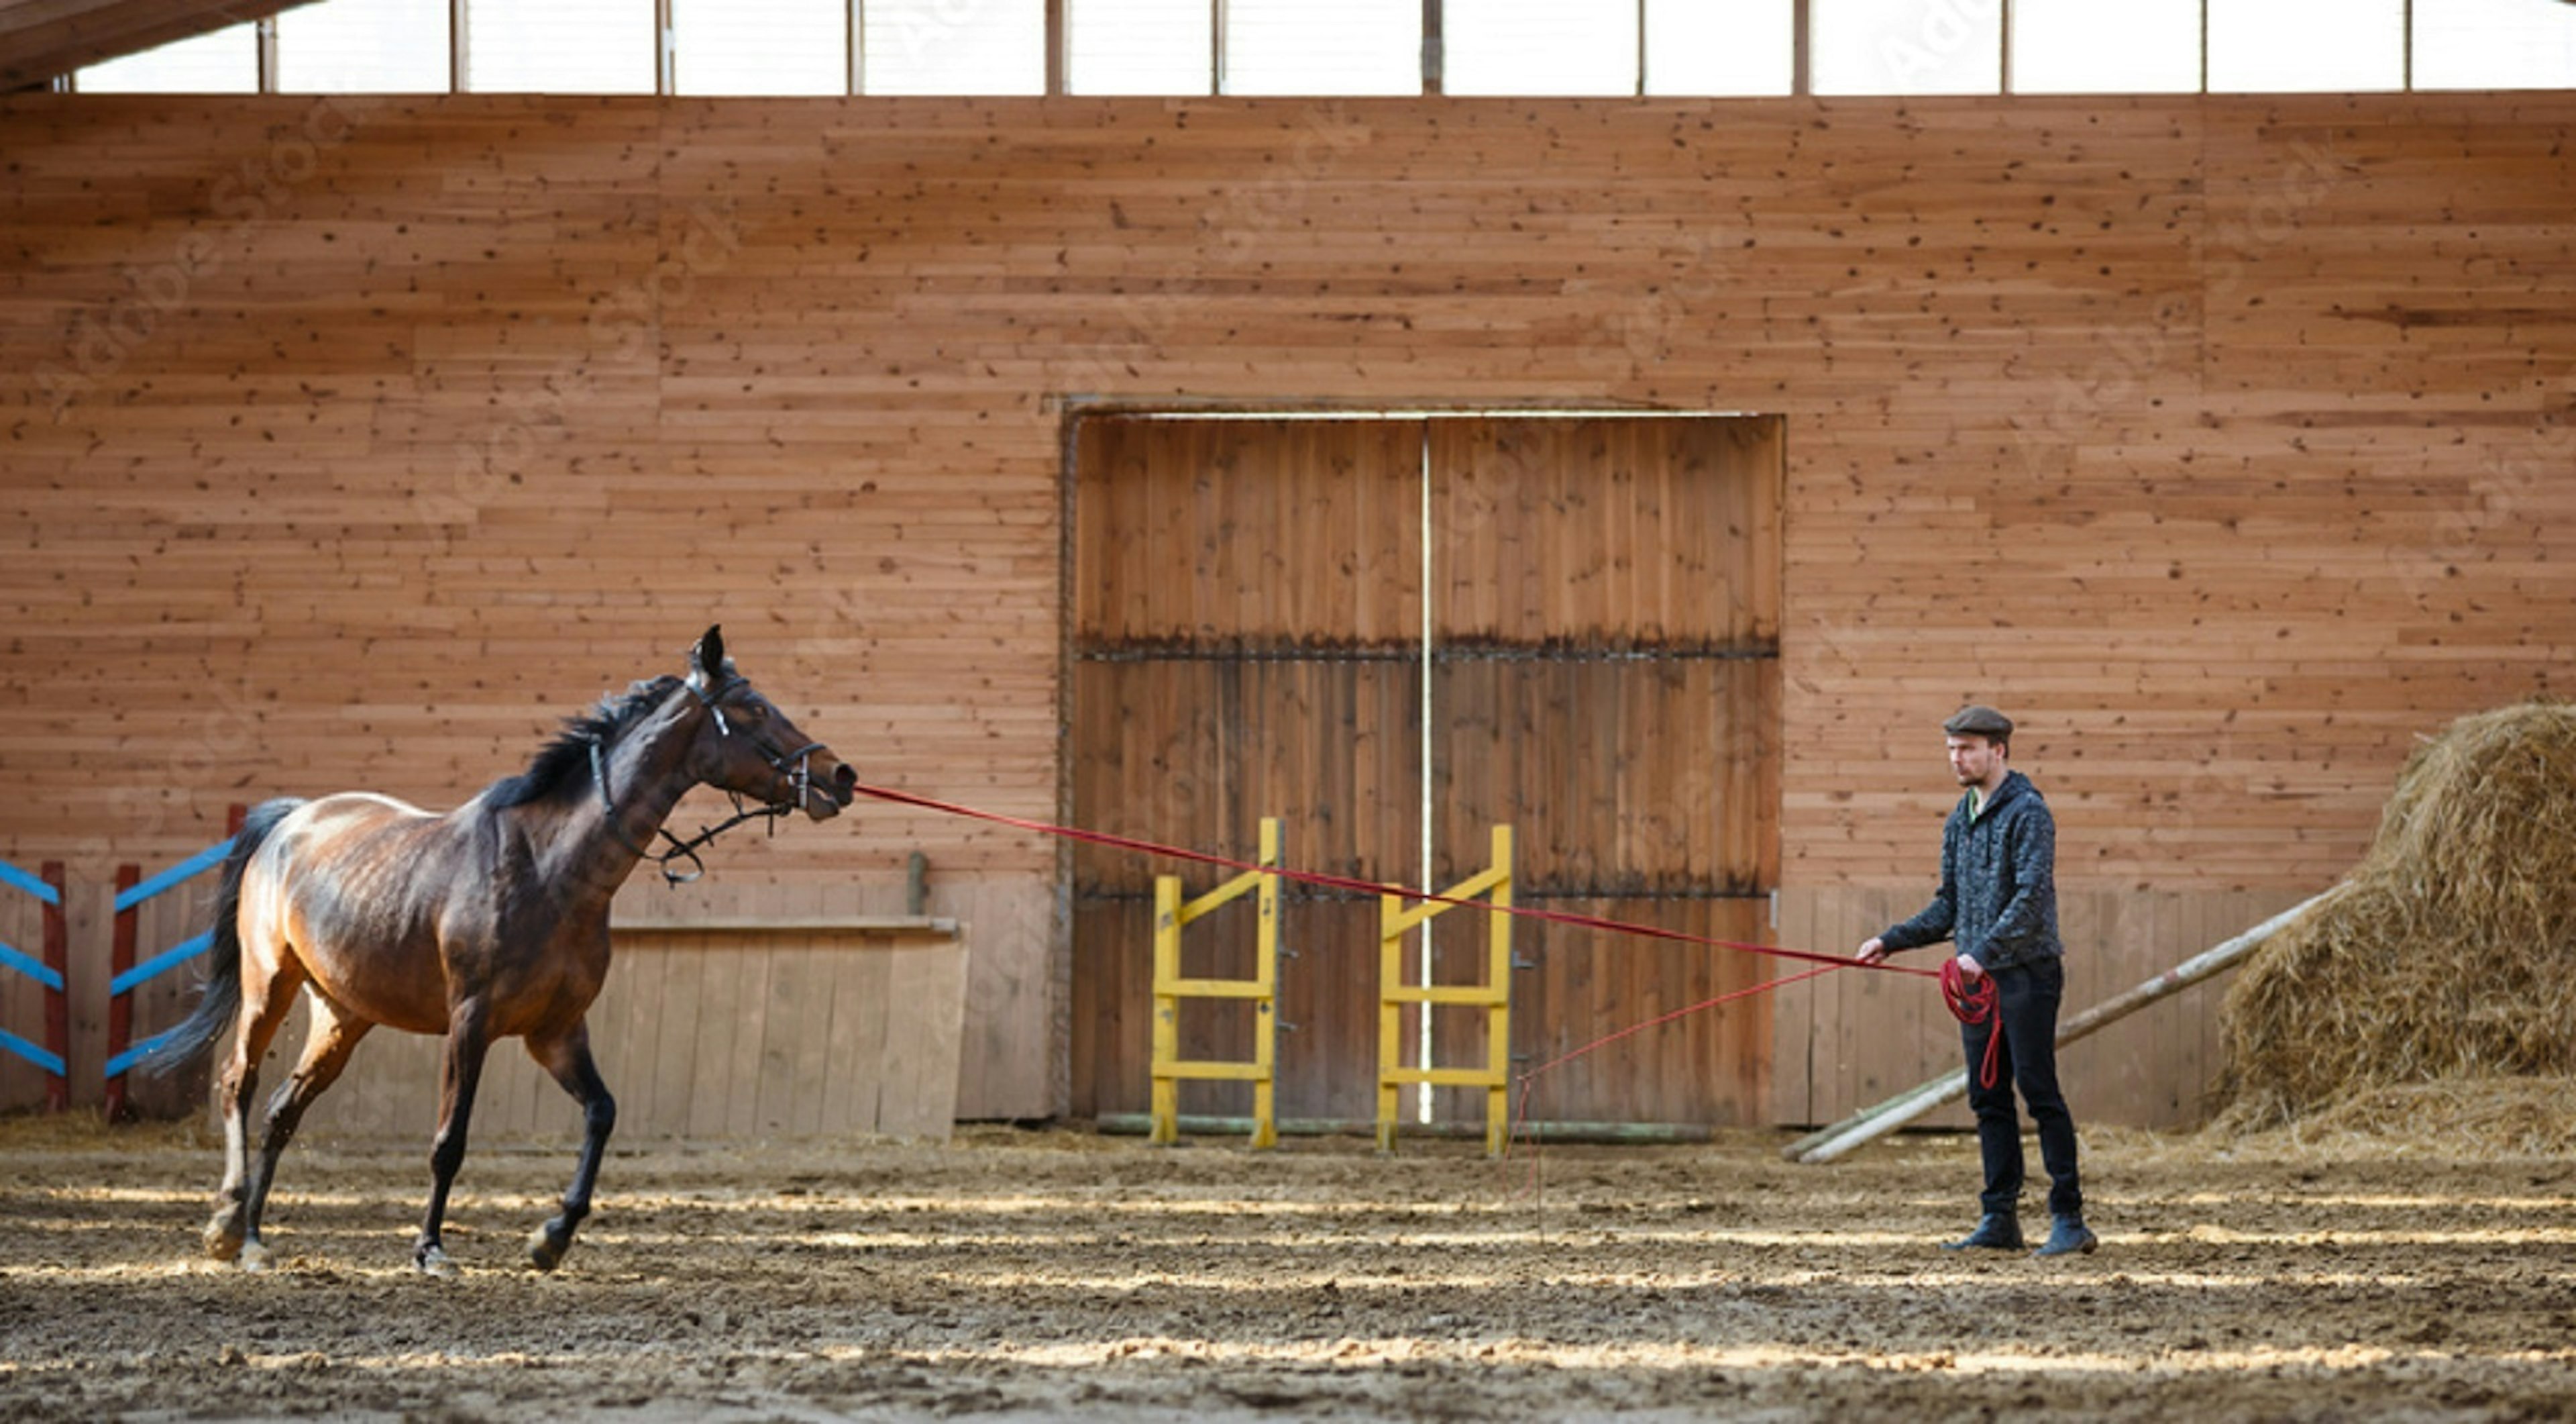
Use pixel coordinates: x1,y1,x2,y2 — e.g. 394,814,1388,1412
589,674,830,886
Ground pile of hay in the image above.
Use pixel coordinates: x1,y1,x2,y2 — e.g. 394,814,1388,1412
2214,701,2576,1136
2239,1076,2576,1160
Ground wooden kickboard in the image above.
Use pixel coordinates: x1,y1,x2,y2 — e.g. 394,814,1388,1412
232,919,969,1143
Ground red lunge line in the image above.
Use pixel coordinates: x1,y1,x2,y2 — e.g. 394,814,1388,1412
1519,962,1845,1086
1501,962,1844,1171
851,782,1937,980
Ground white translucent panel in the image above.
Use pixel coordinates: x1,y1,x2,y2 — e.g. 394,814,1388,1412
1646,0,1793,97
1444,0,1639,96
464,0,656,93
278,0,451,93
1648,0,1792,96
1811,0,2001,95
863,0,1046,95
673,0,847,95
2012,0,2198,93
2414,0,2576,91
1222,0,1419,96
1067,0,1214,94
79,24,259,93
2208,0,2404,93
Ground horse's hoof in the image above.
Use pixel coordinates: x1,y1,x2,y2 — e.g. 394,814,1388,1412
203,1215,244,1262
527,1221,570,1272
415,1245,458,1279
237,1239,271,1274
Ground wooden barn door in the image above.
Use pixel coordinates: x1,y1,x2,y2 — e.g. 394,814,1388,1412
1069,413,1781,1127
1427,417,1782,1127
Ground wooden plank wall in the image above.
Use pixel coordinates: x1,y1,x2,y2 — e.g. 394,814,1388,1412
3,93,2571,1126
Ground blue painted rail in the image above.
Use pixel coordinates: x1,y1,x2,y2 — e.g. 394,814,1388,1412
105,819,240,1117
0,856,70,1112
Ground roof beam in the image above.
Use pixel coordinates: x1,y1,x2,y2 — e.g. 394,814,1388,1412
1,0,319,90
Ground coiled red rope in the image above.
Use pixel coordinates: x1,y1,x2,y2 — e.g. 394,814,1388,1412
1941,956,2004,1090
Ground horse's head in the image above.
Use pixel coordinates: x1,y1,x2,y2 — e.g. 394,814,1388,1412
680,625,859,821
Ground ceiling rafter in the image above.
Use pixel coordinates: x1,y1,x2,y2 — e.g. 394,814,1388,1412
0,0,318,90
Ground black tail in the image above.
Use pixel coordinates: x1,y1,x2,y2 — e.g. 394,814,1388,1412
138,797,305,1078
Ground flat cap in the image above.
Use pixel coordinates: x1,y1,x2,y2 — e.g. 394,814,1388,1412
1943,704,2015,738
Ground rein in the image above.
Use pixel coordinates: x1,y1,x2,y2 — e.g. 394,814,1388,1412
588,676,826,886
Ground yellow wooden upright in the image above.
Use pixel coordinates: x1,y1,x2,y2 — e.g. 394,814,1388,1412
1376,824,1514,1156
1148,817,1281,1149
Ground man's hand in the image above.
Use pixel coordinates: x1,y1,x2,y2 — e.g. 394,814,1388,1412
1952,953,1984,982
1856,937,1888,966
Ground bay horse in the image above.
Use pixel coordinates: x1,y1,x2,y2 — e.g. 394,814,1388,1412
142,626,857,1276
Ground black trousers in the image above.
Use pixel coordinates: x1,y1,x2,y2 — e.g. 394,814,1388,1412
1962,957,2084,1220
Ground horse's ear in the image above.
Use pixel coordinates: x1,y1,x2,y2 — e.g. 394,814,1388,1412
688,625,727,686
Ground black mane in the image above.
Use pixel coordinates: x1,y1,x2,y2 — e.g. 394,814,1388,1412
485,676,684,810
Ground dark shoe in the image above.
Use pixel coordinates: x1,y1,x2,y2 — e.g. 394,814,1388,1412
1941,1213,2024,1252
2033,1215,2098,1258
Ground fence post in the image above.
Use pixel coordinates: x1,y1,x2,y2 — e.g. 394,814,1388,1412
107,864,139,1122
1148,874,1183,1146
42,862,67,1115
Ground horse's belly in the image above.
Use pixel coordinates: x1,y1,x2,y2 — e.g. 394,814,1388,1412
294,942,453,1037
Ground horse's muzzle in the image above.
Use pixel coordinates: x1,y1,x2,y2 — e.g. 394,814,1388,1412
800,759,859,821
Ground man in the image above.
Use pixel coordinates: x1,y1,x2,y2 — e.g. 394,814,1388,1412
1856,705,2096,1259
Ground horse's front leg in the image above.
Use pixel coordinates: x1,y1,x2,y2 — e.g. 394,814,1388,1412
415,999,492,1278
525,1021,616,1272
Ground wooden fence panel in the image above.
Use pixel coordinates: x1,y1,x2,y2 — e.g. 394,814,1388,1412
0,866,63,1114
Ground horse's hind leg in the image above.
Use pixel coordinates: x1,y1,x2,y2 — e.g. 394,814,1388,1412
235,996,372,1273
525,1021,615,1272
205,959,305,1264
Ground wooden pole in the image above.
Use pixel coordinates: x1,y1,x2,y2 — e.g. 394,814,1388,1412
105,864,138,1122
1148,874,1181,1146
1784,890,2339,1164
41,862,68,1114
1250,817,1279,1151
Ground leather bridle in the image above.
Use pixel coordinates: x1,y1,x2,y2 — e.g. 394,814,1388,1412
588,674,830,885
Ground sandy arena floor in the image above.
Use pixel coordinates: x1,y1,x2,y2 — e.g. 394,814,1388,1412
3,1117,2573,1423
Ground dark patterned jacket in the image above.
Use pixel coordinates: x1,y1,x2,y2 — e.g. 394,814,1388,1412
1879,770,2063,970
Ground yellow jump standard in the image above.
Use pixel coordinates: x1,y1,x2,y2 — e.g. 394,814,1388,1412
1377,824,1514,1156
1148,817,1282,1149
